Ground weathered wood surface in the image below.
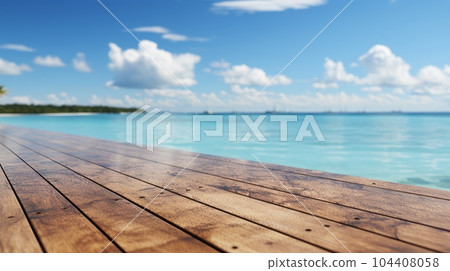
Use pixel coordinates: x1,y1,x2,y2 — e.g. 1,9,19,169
0,124,449,253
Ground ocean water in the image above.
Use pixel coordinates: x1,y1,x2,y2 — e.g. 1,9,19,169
1,113,450,191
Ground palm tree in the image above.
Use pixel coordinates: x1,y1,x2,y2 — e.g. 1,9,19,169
0,85,8,96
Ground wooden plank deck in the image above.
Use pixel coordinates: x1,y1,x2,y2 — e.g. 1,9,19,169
0,124,449,253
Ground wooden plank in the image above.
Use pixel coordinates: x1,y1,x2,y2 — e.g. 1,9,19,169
0,137,326,253
213,180,450,252
196,154,450,200
5,124,447,200
9,127,450,231
0,165,42,253
2,125,449,252
0,144,121,253
1,140,217,253
5,135,436,252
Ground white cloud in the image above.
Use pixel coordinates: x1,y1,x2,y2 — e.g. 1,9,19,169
90,88,202,109
444,65,450,75
393,88,405,95
105,97,125,106
34,55,65,67
12,96,32,104
200,92,224,106
417,65,447,85
89,94,103,105
47,92,77,104
213,0,326,13
230,84,260,96
361,86,382,92
162,33,188,42
210,60,230,68
216,64,292,86
89,94,124,106
133,26,169,33
358,45,416,87
0,44,35,52
145,88,199,105
323,58,359,83
105,80,120,90
162,33,208,42
0,95,42,105
134,26,207,42
316,44,450,95
145,88,191,98
107,40,201,89
124,95,149,107
0,58,32,75
312,81,338,89
83,85,450,112
73,52,92,72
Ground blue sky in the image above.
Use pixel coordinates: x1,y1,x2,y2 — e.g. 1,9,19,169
1,0,450,112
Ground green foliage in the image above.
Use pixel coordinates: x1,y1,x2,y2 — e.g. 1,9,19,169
0,104,137,114
0,86,8,96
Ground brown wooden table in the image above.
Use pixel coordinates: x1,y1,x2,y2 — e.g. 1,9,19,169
1,124,449,253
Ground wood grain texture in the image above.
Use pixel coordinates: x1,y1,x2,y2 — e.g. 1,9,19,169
2,137,326,253
0,165,42,253
0,144,120,253
1,139,216,253
7,128,450,251
23,132,449,231
5,135,441,252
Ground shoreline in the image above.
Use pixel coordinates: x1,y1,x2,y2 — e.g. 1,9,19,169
0,112,104,117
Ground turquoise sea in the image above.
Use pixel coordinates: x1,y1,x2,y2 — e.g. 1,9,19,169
1,113,450,191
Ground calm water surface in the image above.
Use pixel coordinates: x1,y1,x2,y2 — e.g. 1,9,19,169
1,113,450,191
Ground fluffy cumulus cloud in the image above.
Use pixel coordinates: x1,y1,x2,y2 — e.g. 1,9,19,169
0,86,38,105
47,92,77,105
73,52,92,73
323,58,358,83
11,96,33,104
89,94,124,106
358,45,416,87
0,93,78,105
0,94,41,105
213,0,326,12
84,85,449,112
34,55,65,67
145,88,199,106
314,44,450,95
0,58,32,75
89,88,200,109
214,63,292,86
107,40,201,89
0,44,35,52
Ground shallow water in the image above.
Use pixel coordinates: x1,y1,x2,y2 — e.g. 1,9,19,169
1,113,449,191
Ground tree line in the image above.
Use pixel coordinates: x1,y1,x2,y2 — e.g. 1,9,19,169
0,104,137,114
0,85,138,113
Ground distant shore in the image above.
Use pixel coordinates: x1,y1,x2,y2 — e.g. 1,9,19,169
1,103,450,115
0,112,102,117
0,104,137,114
